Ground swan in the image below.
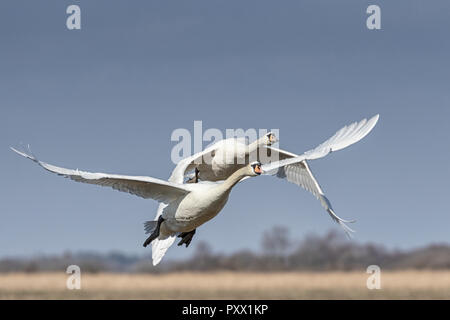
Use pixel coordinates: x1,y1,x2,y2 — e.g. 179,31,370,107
183,131,277,183
11,145,328,265
149,115,380,263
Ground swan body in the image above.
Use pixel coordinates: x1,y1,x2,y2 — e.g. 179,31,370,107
181,132,276,182
196,138,248,181
159,169,248,236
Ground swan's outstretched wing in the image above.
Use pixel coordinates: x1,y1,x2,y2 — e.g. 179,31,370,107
262,115,379,236
264,115,379,170
11,148,190,203
304,114,379,155
263,148,355,235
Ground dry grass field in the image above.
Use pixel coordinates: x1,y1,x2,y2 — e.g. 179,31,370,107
0,271,449,299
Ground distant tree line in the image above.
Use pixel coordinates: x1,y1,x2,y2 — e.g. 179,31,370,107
1,227,450,273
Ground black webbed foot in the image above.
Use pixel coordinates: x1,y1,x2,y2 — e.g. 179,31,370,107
177,229,196,247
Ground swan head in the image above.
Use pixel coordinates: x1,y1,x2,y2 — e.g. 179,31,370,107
263,132,277,146
249,161,263,176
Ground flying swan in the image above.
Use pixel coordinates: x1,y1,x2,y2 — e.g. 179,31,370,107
181,131,276,183
11,115,379,265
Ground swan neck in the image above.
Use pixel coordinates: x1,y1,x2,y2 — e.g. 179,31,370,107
220,167,249,192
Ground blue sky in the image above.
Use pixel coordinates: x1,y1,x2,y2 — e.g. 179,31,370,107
1,0,449,262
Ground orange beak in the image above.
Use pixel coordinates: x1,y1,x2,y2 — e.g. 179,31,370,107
254,165,262,174
269,134,276,143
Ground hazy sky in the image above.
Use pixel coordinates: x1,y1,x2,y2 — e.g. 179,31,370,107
1,1,449,262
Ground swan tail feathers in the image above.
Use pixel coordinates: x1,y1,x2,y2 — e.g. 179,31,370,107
151,235,177,266
146,203,176,265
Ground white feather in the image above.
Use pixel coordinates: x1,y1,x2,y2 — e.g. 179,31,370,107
262,115,379,237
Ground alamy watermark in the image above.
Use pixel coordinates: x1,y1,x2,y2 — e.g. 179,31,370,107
66,265,81,290
366,5,381,30
65,4,382,31
170,121,280,166
366,265,381,290
66,5,81,30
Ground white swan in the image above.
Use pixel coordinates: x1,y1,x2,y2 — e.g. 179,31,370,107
181,132,276,183
11,146,326,265
149,115,380,263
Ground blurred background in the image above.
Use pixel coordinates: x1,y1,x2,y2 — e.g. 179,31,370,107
1,0,450,299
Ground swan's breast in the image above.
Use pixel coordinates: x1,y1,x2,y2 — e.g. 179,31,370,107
166,187,230,232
